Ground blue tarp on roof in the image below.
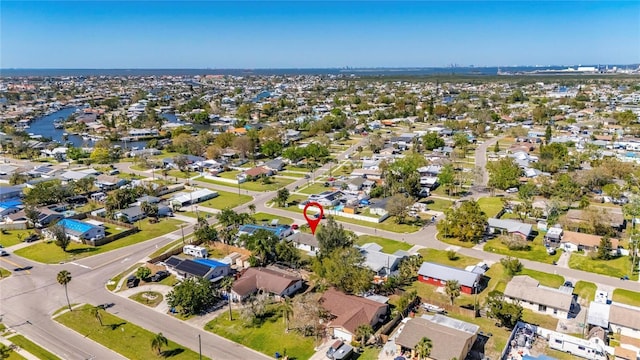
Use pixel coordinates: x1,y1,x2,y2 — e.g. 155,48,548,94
58,218,94,234
193,258,227,269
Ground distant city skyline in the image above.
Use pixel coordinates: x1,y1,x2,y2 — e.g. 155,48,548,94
1,1,639,69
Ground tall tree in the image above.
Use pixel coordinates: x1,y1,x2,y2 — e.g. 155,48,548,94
438,164,455,195
422,132,445,151
385,194,415,224
596,236,614,260
487,157,522,190
220,276,235,321
414,337,433,360
0,344,13,360
487,291,523,328
316,217,354,257
57,270,73,311
150,332,168,355
437,200,487,243
275,188,290,207
51,224,71,252
281,297,294,332
355,324,374,346
445,279,461,305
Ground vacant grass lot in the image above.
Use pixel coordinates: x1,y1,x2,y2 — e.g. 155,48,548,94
196,176,294,192
205,307,314,360
277,171,305,178
217,170,241,179
7,335,61,360
356,235,412,254
569,253,638,280
612,288,640,307
418,248,481,268
477,197,505,218
299,182,333,195
422,198,454,213
200,190,252,210
55,304,207,360
0,229,35,247
519,268,564,288
484,233,561,264
16,218,183,263
253,212,294,225
573,281,597,302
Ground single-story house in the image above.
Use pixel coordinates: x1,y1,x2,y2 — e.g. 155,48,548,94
350,168,382,180
244,166,273,178
114,206,146,223
0,185,24,201
50,218,105,243
263,159,286,172
7,205,64,228
566,208,626,231
321,288,388,343
487,218,533,239
164,256,229,281
369,198,390,217
358,243,408,277
609,304,640,340
0,199,22,218
230,267,303,302
171,188,218,207
395,315,478,360
134,195,161,206
289,232,319,254
560,231,619,252
503,275,574,319
544,226,563,245
418,262,482,294
308,190,343,207
94,174,127,191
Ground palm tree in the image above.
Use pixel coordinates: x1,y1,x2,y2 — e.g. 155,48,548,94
150,332,168,355
445,279,461,306
56,270,72,311
91,306,103,326
414,336,432,360
248,204,256,215
0,344,13,359
220,276,234,321
281,297,294,333
355,324,373,347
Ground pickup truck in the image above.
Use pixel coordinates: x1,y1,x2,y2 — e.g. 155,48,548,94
326,340,354,360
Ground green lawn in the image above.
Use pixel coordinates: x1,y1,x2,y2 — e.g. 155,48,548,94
355,347,380,360
129,291,164,307
218,170,241,179
484,232,561,264
356,235,412,254
205,307,314,360
286,165,312,173
6,350,26,360
569,253,638,280
117,172,145,180
477,197,505,218
196,176,294,192
7,335,61,360
0,267,10,278
436,234,477,248
573,281,597,302
200,190,252,210
422,198,454,212
299,182,333,195
0,229,35,247
168,169,190,179
277,171,306,178
418,248,481,268
149,239,185,258
612,288,640,307
55,304,207,360
253,212,294,225
519,268,564,288
178,211,215,219
16,218,184,264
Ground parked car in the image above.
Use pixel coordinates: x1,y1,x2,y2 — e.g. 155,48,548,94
546,247,556,255
506,187,518,193
126,275,140,288
326,340,354,360
563,281,574,288
24,234,40,243
150,270,169,282
291,224,299,230
422,303,445,314
0,250,8,256
621,275,630,281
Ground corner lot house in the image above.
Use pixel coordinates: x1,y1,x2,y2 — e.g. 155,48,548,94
487,218,533,239
230,267,303,301
417,262,482,294
321,288,388,343
164,256,229,281
51,218,105,242
171,188,218,207
503,275,574,319
561,231,619,252
358,242,408,277
395,315,478,360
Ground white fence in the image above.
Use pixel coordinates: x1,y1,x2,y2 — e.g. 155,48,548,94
0,221,28,230
297,204,388,223
202,175,241,185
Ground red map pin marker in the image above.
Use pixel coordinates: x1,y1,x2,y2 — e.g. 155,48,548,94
303,201,324,235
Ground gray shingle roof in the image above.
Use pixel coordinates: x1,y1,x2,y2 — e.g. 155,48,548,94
418,262,481,288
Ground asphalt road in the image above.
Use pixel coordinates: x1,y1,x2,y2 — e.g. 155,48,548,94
3,134,640,359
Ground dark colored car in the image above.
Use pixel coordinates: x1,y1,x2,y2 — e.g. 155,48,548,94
563,281,573,288
24,234,40,243
126,275,140,288
150,270,169,282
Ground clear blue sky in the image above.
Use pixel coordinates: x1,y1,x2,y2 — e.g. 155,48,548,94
2,1,639,68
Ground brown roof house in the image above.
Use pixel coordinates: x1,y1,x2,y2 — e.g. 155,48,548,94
503,275,575,319
230,267,303,302
320,288,388,343
395,315,479,360
609,304,640,342
243,166,273,180
560,230,620,252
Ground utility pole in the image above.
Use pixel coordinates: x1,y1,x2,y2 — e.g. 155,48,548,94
198,334,202,360
181,224,185,244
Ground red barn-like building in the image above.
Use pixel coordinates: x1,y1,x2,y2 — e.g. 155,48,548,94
417,262,482,295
